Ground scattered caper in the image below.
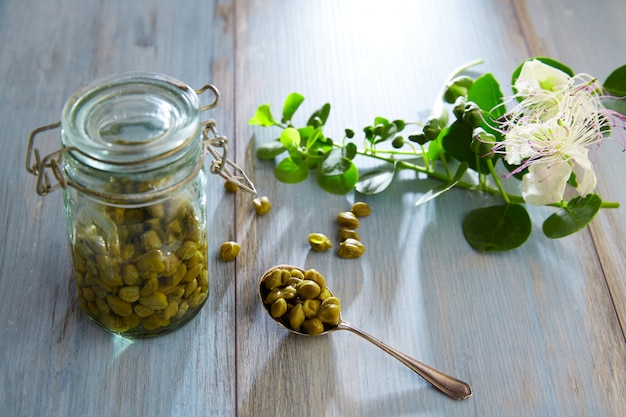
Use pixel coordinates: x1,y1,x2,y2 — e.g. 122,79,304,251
351,202,372,217
338,238,366,259
338,228,359,241
337,211,359,229
224,181,239,193
220,241,241,262
253,196,271,215
308,233,333,252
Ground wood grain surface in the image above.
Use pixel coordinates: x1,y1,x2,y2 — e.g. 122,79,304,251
1,1,624,416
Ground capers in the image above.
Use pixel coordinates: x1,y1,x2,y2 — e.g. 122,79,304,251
260,267,341,335
351,202,372,217
308,233,333,252
224,181,239,193
337,211,359,229
219,241,241,262
338,238,366,259
253,196,272,215
72,195,209,336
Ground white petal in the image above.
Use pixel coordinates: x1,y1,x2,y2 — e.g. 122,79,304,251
570,152,597,197
522,159,571,205
515,59,570,96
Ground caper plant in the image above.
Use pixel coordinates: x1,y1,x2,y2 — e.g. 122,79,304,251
249,58,626,252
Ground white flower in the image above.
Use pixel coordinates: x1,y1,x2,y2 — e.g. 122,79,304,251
515,59,570,98
494,69,624,205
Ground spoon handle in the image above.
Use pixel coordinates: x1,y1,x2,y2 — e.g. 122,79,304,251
338,321,472,400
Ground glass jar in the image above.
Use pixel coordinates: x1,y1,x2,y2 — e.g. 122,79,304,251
26,72,255,337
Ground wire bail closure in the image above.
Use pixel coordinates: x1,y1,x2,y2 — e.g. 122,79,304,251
25,82,256,198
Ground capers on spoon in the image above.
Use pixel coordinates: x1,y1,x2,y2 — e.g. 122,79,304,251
259,265,473,400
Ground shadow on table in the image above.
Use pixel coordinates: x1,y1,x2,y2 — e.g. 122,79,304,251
238,332,436,417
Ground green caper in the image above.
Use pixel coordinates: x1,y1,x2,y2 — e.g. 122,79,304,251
219,241,240,262
322,296,341,307
281,285,297,300
253,196,271,215
351,202,372,217
224,181,239,193
338,228,360,241
304,269,326,293
308,233,333,252
288,303,305,330
317,303,341,325
262,268,283,290
296,280,321,299
302,299,321,318
270,298,288,318
337,211,359,229
289,268,305,279
302,318,325,335
264,288,283,305
337,238,365,259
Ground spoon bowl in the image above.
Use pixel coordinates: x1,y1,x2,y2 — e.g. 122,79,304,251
259,264,473,400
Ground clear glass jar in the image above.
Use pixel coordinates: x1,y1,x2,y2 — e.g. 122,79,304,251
25,72,251,337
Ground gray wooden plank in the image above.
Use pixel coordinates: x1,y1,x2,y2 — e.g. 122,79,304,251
0,1,236,416
520,0,626,338
234,0,626,416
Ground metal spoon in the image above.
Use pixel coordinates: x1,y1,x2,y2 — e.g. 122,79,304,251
259,265,473,400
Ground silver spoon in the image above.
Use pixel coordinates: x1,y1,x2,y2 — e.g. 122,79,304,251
259,265,473,400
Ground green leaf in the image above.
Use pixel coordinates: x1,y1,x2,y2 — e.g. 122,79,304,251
604,64,626,96
317,149,359,194
542,194,602,239
282,92,305,123
305,127,323,150
468,73,505,120
248,104,278,126
511,57,574,92
415,162,468,206
355,163,396,195
275,157,309,183
463,204,532,252
307,103,331,126
279,127,301,149
441,120,489,173
256,139,287,159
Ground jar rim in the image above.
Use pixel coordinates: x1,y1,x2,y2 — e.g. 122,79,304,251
61,72,201,171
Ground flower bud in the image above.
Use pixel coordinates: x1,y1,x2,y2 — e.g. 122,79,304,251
471,127,496,158
453,96,467,120
462,102,483,128
444,75,474,104
423,116,441,141
391,135,405,148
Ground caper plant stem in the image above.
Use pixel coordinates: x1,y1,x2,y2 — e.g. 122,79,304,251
438,149,451,178
420,144,431,171
486,159,511,204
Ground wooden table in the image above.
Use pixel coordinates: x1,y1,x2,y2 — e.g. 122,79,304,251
2,1,625,416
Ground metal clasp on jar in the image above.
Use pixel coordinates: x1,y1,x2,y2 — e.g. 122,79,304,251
25,82,256,197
